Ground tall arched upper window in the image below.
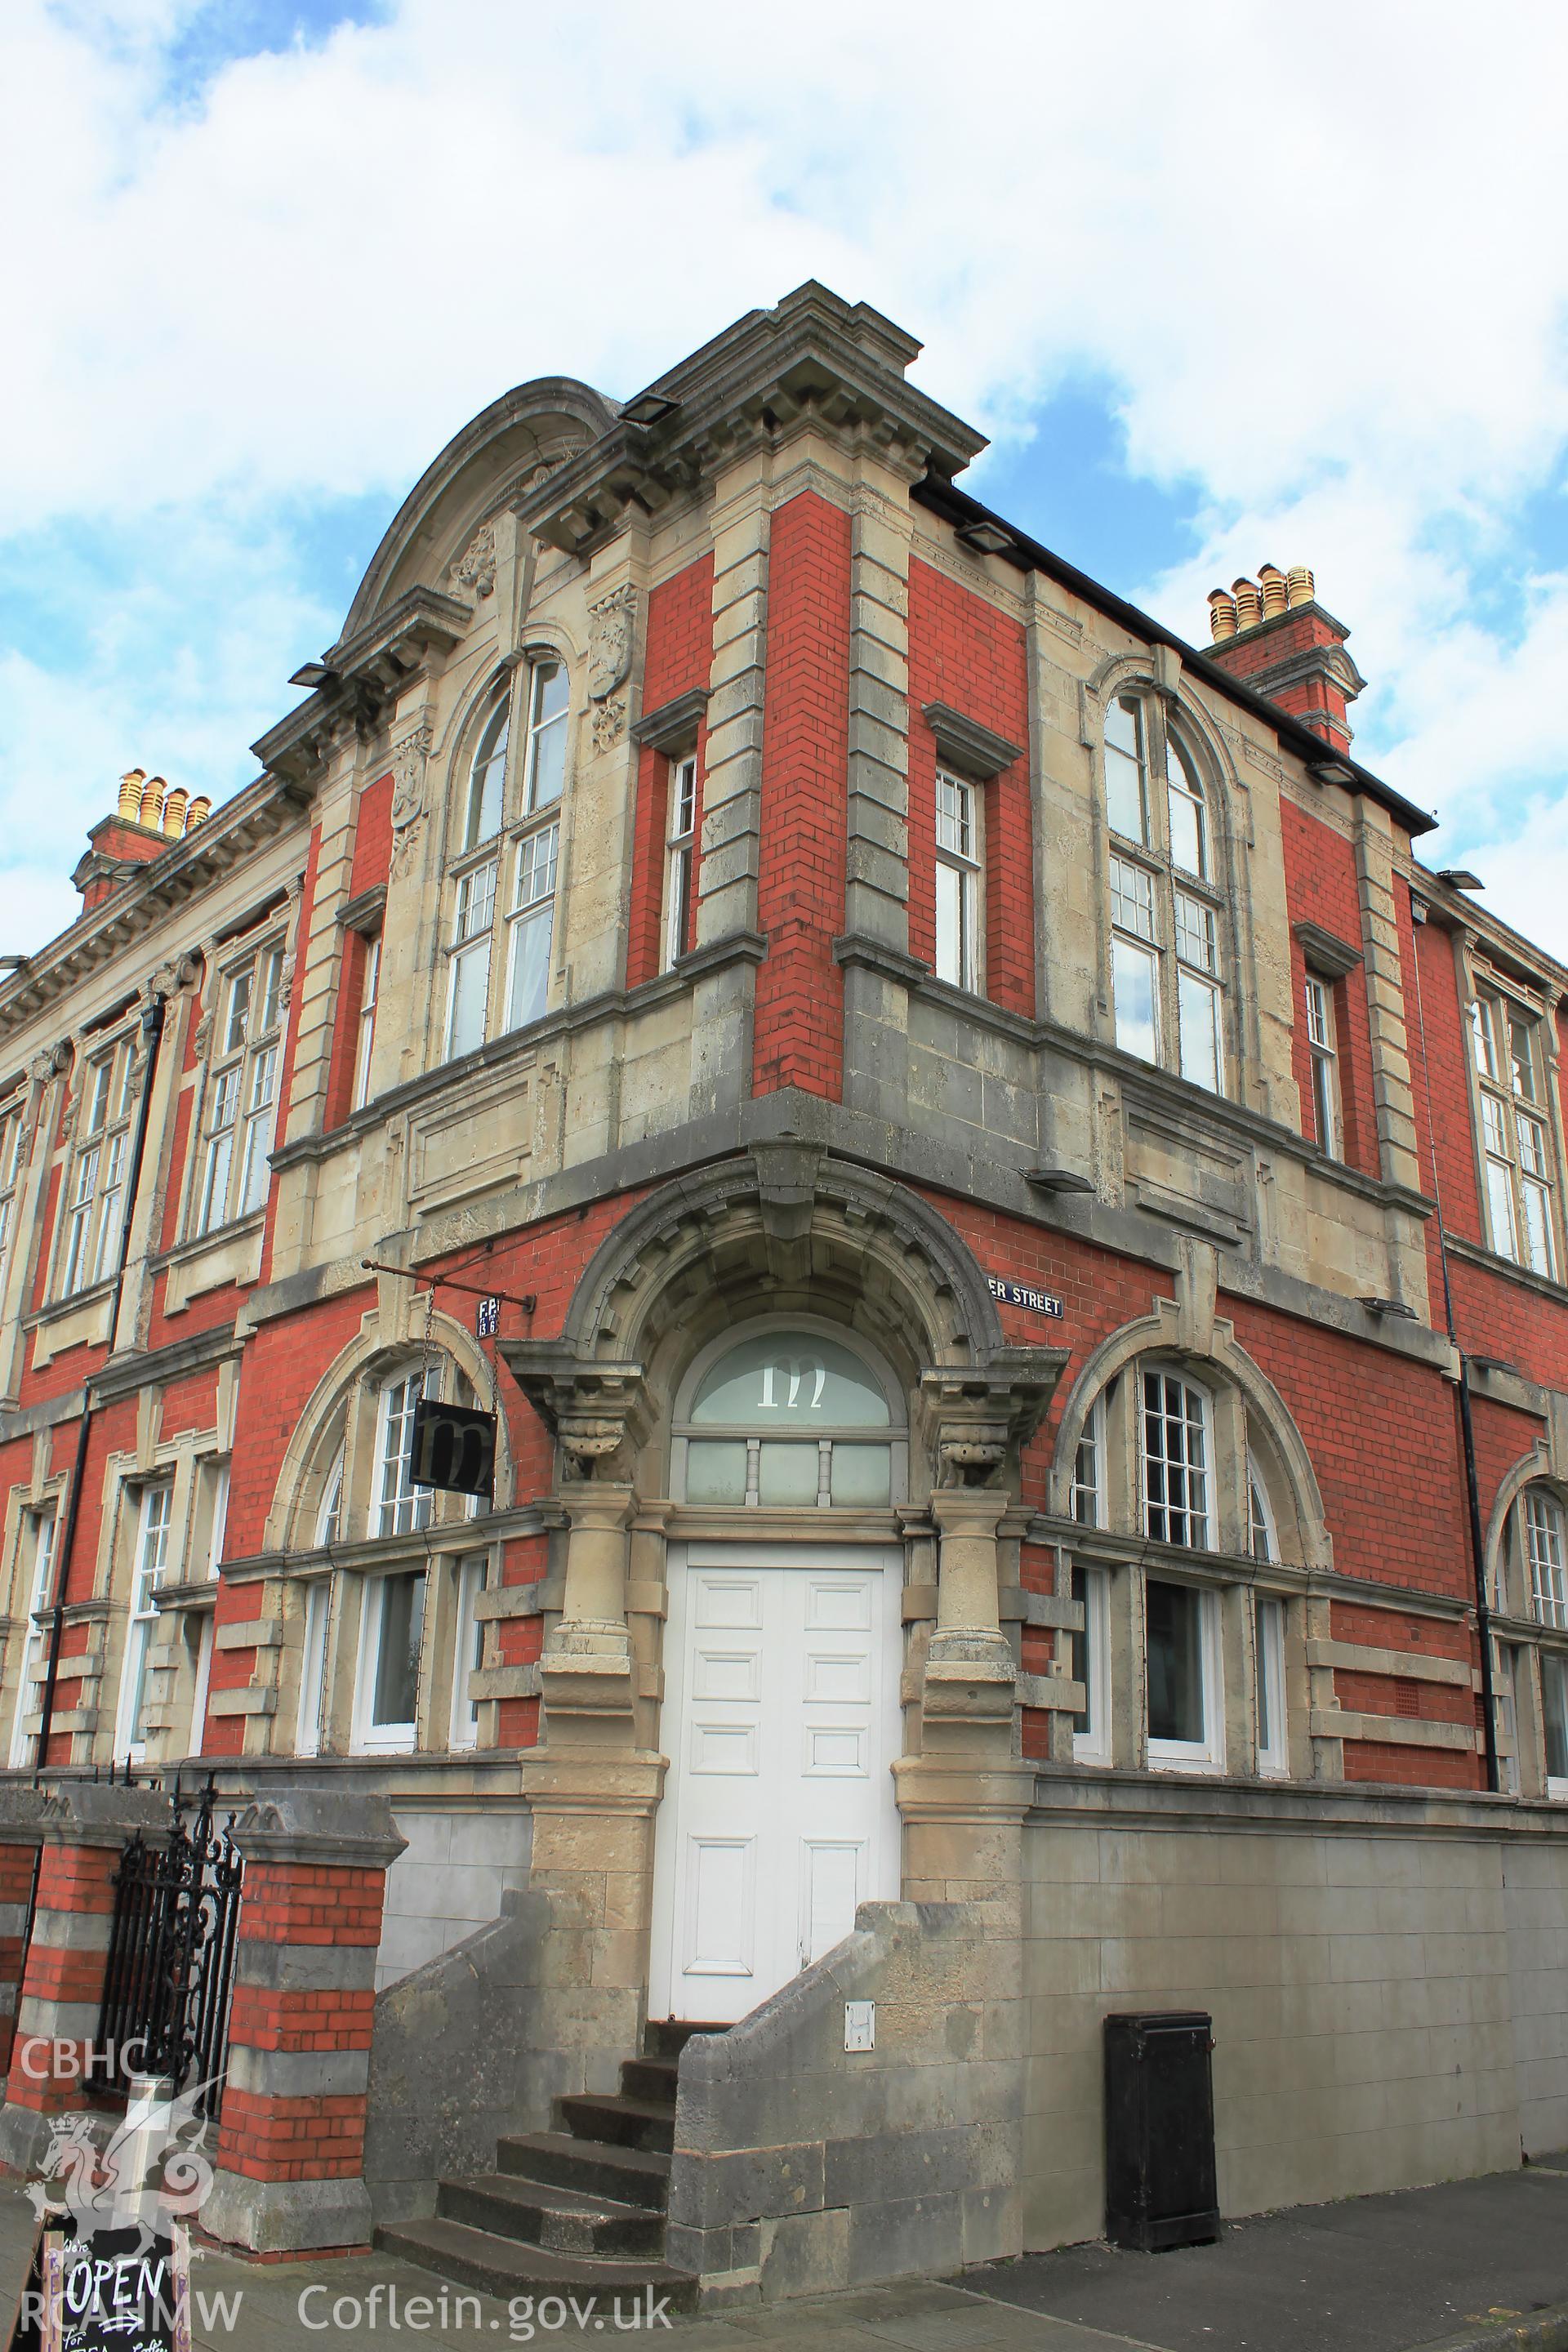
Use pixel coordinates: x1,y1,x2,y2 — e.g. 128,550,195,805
1102,693,1226,1094
443,656,571,1063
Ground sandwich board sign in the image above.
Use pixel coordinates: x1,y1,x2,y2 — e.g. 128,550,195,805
6,2216,190,2352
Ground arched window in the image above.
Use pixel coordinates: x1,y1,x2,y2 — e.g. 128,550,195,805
674,1327,900,1508
443,657,570,1063
1102,693,1226,1094
1521,1487,1568,1628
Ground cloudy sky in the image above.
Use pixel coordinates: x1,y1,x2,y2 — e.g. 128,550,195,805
4,0,1567,961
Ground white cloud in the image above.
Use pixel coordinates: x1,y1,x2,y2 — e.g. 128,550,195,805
4,0,1568,952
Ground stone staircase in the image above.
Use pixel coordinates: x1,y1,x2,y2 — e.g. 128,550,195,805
378,2020,719,2311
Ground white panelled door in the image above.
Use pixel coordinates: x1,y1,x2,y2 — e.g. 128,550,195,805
650,1544,902,2023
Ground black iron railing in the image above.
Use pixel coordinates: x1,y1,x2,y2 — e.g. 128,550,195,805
93,1775,243,2124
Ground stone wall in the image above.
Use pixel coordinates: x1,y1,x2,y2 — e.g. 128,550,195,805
375,1802,532,1989
666,1900,1023,2302
1022,1774,1568,2249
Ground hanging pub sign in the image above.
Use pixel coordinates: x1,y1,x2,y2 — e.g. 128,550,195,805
987,1274,1064,1319
409,1398,497,1499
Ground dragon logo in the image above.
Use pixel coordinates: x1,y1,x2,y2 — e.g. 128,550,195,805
26,2075,219,2261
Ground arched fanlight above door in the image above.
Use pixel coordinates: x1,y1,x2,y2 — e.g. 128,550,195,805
675,1325,903,1510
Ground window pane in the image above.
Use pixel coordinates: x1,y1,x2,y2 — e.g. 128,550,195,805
1072,1403,1102,1527
1486,1156,1518,1260
1110,857,1156,941
1112,938,1159,1063
1143,1370,1209,1548
935,772,972,858
1509,1011,1539,1102
198,1130,232,1235
1166,738,1207,877
756,1442,822,1506
506,903,554,1031
378,1372,432,1536
528,663,568,807
1174,891,1218,973
448,938,492,1059
685,1440,748,1503
370,1571,425,1729
1178,969,1223,1094
829,1444,892,1506
1256,1596,1285,1766
934,861,964,986
692,1333,890,1428
672,758,697,840
1544,1653,1568,1783
1526,1492,1568,1628
1071,1562,1093,1740
1147,1579,1205,1744
468,705,508,847
516,822,559,910
1105,699,1147,844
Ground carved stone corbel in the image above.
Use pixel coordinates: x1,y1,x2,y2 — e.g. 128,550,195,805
586,585,637,702
388,723,434,875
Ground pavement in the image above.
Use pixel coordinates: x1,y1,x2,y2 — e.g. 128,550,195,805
0,2163,1564,2352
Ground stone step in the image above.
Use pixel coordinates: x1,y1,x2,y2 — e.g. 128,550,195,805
558,2091,676,2154
377,2216,697,2314
496,2130,671,2209
644,2017,726,2060
617,2056,678,2107
435,2172,665,2259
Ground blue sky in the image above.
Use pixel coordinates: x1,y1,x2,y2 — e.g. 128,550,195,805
5,0,1568,959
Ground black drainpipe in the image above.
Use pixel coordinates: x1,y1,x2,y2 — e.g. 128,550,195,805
31,987,167,1788
1406,904,1500,1793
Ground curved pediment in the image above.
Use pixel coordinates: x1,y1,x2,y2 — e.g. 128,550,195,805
335,376,617,648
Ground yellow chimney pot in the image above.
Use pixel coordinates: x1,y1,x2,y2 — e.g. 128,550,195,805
1232,577,1263,632
117,769,146,822
184,796,212,832
1207,590,1238,642
1258,563,1288,619
1286,564,1315,609
161,787,189,839
139,775,167,831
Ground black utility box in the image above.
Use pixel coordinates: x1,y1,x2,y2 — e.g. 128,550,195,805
1103,2010,1220,2252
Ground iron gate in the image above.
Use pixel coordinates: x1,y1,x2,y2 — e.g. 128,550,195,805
93,1776,243,2124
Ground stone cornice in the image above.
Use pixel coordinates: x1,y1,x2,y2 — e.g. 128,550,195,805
253,586,470,785
0,772,312,1040
518,282,987,559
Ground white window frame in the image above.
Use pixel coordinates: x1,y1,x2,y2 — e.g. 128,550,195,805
376,1370,433,1538
317,1445,345,1548
1542,1649,1568,1798
1248,1454,1278,1564
523,659,569,811
662,755,698,973
60,1036,136,1294
0,1098,24,1290
296,1579,332,1757
1524,1490,1568,1629
189,1613,215,1757
449,1555,488,1751
114,1481,175,1763
352,1567,427,1756
1255,1594,1289,1776
8,1508,56,1771
1471,983,1558,1277
1071,1562,1111,1766
352,932,381,1111
444,854,498,1062
1104,694,1225,1094
1145,1576,1224,1773
463,698,509,853
1071,1394,1105,1528
1304,973,1343,1158
933,769,982,994
504,818,559,1034
1142,1369,1213,1549
195,942,284,1236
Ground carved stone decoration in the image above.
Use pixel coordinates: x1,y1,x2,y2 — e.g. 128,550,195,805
145,953,198,1004
450,521,497,600
590,697,626,756
586,586,637,702
936,1434,1009,1489
192,1013,213,1062
29,1044,69,1087
389,724,434,874
558,1416,632,1482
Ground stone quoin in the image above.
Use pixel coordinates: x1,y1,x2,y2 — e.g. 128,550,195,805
0,283,1565,2303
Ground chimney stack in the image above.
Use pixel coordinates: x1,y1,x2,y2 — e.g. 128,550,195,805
1205,564,1365,755
72,769,216,913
